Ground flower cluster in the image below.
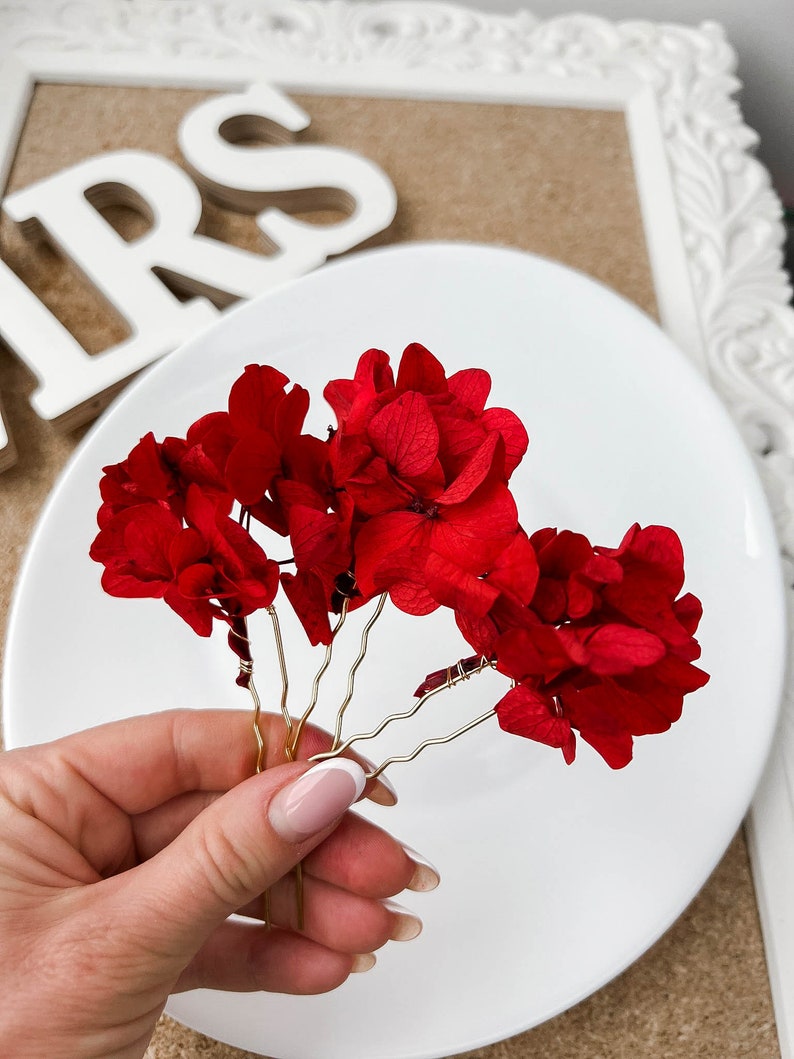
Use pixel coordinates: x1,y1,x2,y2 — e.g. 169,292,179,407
453,524,708,768
91,343,708,769
91,437,279,639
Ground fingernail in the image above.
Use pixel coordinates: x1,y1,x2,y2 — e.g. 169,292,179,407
366,768,398,807
269,760,366,843
351,952,376,973
403,845,441,892
383,900,423,941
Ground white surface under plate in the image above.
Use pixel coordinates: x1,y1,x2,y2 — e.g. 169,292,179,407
3,243,786,1059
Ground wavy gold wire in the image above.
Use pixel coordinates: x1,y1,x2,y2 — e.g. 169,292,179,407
267,605,293,760
236,508,298,931
238,659,266,774
285,598,351,931
233,632,272,931
366,707,497,780
310,656,495,771
289,598,350,759
331,593,388,750
245,666,272,928
264,604,308,928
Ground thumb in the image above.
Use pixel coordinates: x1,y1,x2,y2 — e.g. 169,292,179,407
120,758,366,954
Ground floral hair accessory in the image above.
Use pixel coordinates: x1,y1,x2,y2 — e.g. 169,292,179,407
90,343,708,923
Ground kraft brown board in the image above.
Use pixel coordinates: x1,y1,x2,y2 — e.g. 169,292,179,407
0,84,779,1058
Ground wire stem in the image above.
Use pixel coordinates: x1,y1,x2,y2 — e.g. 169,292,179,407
366,708,496,779
236,633,272,931
331,593,387,750
264,604,305,927
289,598,349,757
310,656,495,770
267,605,293,760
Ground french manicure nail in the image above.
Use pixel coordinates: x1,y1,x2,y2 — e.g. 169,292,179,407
384,899,423,941
351,952,377,973
403,845,441,892
366,769,398,807
269,760,366,843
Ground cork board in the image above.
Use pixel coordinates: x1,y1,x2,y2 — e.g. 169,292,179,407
0,84,778,1059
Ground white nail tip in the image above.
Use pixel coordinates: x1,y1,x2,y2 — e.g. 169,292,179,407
310,758,367,800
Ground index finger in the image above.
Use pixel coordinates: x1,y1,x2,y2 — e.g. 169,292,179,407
43,708,395,814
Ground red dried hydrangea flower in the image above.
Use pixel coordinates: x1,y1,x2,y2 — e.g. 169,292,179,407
90,484,279,636
456,524,709,768
96,431,186,527
325,343,529,617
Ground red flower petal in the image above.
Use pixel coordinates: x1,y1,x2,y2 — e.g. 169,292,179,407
599,524,685,596
582,554,623,583
388,579,440,616
566,579,596,620
564,695,634,768
288,504,340,569
456,609,499,657
485,530,539,605
122,514,179,580
175,561,218,600
275,384,310,442
225,434,282,506
673,592,704,636
100,567,167,599
281,570,333,646
178,413,236,494
529,578,568,623
559,623,667,675
368,391,439,478
494,625,573,683
228,364,290,432
396,343,449,394
433,405,488,469
163,583,215,636
567,678,672,741
346,456,414,516
353,511,427,598
168,526,207,572
323,377,357,424
124,432,173,499
495,684,576,763
324,348,395,434
356,347,395,391
448,368,491,414
436,432,500,505
432,480,518,572
424,551,500,617
480,407,529,476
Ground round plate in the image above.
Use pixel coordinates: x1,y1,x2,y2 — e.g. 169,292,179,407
3,243,785,1059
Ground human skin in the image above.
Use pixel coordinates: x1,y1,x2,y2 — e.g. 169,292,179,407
0,709,438,1059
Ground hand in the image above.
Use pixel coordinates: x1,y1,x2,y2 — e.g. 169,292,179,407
0,709,439,1059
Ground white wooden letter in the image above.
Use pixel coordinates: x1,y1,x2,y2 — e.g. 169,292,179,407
2,149,317,312
0,82,397,448
1,153,228,426
0,391,16,472
178,83,397,259
0,254,213,427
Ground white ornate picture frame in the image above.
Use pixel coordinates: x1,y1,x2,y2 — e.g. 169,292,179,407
1,1,792,1053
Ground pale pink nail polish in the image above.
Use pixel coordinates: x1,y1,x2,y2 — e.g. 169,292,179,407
402,845,441,891
383,900,423,941
269,760,366,843
359,757,398,806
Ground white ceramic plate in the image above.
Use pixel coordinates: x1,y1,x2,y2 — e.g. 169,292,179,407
3,243,785,1059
